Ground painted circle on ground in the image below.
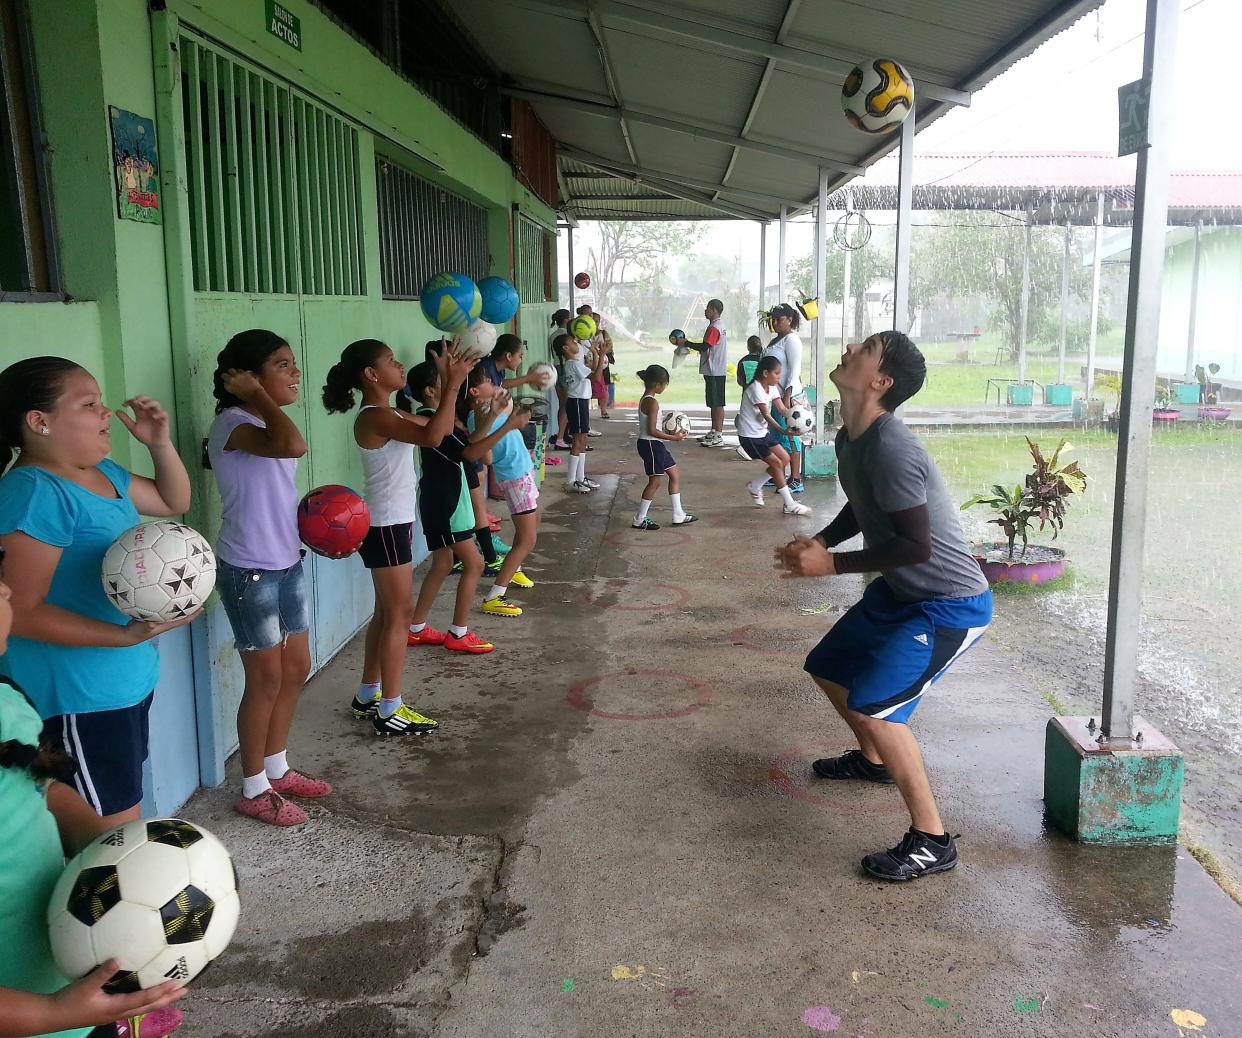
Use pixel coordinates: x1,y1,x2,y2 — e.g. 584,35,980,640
769,746,907,814
729,622,826,657
567,669,712,720
585,582,692,612
604,529,692,549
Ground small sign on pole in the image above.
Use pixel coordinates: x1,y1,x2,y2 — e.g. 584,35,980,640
1117,78,1150,157
265,0,302,51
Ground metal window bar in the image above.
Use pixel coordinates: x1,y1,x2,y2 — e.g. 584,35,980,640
177,32,363,295
376,157,487,299
514,214,547,303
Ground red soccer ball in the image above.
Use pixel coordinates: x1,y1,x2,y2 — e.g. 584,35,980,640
297,485,370,559
574,271,590,290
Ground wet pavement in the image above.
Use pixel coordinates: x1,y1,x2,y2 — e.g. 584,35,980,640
181,410,1240,1038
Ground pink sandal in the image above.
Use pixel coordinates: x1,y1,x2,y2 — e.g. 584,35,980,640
234,789,307,826
116,1007,185,1038
269,769,333,798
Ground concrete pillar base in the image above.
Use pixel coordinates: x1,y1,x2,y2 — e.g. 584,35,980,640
1043,715,1182,844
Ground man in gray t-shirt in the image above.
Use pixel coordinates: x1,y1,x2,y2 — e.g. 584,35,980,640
775,331,992,883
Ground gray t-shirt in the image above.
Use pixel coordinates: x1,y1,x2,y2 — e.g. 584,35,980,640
835,412,988,603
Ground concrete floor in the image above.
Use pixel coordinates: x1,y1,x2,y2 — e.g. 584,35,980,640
183,410,1240,1038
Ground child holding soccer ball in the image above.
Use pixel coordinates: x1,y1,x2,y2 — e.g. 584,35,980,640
558,333,607,494
737,357,811,516
322,339,477,736
0,358,193,829
632,365,697,531
0,549,186,1038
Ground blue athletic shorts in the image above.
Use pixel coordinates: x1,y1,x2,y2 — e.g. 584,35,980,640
44,693,153,815
803,578,992,724
773,409,800,454
566,398,590,437
218,557,310,652
637,438,676,476
738,433,775,460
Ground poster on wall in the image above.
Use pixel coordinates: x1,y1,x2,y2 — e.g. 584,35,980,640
109,106,162,224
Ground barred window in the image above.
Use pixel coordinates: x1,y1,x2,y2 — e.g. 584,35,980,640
0,0,57,296
376,158,488,300
514,214,553,304
178,33,364,295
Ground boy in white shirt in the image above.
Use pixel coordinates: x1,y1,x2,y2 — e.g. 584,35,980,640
675,298,728,446
737,356,811,515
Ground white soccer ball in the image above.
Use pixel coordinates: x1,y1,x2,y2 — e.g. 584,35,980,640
662,410,691,436
47,818,239,993
529,362,557,389
841,58,915,135
459,320,497,360
101,521,216,622
787,407,816,435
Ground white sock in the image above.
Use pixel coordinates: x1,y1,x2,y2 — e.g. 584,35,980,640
778,486,795,506
242,771,271,799
578,455,588,481
448,624,467,637
409,621,426,634
487,583,508,601
670,493,685,520
378,696,403,719
263,750,289,780
635,499,652,522
566,454,581,483
357,680,381,702
748,476,767,494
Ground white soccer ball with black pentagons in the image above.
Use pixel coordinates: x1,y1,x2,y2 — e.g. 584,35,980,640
662,410,691,436
47,818,239,993
786,407,816,436
101,520,216,622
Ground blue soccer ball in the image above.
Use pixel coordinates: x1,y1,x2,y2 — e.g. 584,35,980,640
420,272,482,333
478,276,520,324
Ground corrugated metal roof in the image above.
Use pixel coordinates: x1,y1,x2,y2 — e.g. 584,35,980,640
440,0,1109,221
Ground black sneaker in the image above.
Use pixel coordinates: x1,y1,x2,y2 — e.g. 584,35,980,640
811,749,894,784
632,517,660,530
862,828,959,882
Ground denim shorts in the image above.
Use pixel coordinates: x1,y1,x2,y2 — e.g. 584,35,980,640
218,558,310,652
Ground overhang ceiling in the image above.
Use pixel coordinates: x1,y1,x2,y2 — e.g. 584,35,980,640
441,0,1108,221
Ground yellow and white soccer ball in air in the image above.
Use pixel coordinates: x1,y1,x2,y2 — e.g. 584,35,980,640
841,58,914,135
662,410,691,436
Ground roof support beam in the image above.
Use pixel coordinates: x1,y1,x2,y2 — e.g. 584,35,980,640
584,6,638,166
564,152,773,221
559,146,801,208
505,0,971,106
505,86,864,174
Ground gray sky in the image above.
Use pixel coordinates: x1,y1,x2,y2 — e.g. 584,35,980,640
561,0,1238,291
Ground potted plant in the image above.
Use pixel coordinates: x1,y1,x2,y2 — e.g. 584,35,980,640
1195,363,1230,420
793,292,819,321
1153,381,1180,423
962,438,1087,585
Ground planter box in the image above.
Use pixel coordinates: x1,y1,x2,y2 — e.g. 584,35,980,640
1044,383,1073,406
803,443,837,478
1152,409,1180,423
1007,384,1034,406
1174,382,1201,404
1199,406,1231,421
972,542,1066,585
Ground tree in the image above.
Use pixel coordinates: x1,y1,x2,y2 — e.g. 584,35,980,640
586,221,703,315
788,228,894,342
911,213,1099,359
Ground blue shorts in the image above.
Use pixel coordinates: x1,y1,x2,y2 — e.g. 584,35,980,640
218,558,310,652
738,434,775,460
566,398,590,437
44,693,153,815
637,438,676,476
804,579,992,724
773,410,800,453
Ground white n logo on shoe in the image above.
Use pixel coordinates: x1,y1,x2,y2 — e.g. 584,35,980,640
907,847,939,870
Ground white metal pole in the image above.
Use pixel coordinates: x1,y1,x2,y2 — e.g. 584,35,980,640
892,103,915,335
1086,192,1105,398
1185,218,1202,380
1102,0,1180,744
814,167,828,432
778,205,787,305
1058,220,1071,385
759,220,768,311
567,225,576,310
1018,205,1032,386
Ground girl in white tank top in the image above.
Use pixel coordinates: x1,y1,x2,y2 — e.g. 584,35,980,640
632,364,697,530
322,338,473,736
